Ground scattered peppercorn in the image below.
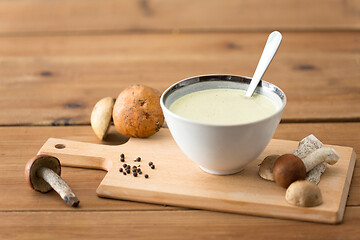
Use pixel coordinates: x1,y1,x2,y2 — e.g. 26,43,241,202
133,172,138,177
120,153,125,158
138,171,142,175
137,168,141,173
148,162,153,166
123,164,127,168
136,157,141,162
151,165,155,169
120,158,125,162
119,168,123,172
123,172,127,176
145,174,149,178
126,169,130,174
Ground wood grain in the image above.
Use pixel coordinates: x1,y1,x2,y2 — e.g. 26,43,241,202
0,32,358,125
1,209,359,240
36,129,356,224
0,123,358,212
0,0,358,35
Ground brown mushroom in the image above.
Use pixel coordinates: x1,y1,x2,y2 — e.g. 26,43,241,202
25,154,80,207
286,180,323,207
113,84,164,138
273,154,306,188
258,154,279,181
90,97,115,140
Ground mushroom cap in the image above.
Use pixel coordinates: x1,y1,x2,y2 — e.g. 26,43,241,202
113,84,164,138
273,154,306,188
25,154,61,193
258,154,279,181
91,97,115,140
286,180,323,207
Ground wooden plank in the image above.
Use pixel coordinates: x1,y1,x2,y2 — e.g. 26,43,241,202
0,208,359,240
0,0,358,35
36,129,356,224
0,32,358,125
0,123,358,212
0,125,178,211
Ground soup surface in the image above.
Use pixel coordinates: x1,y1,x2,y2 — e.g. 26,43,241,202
169,88,278,125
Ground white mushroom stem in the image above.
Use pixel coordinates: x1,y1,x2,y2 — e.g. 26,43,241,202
293,134,323,159
37,167,80,207
306,162,326,184
302,147,340,172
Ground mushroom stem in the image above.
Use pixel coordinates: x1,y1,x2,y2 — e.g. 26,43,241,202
37,167,80,207
302,147,340,172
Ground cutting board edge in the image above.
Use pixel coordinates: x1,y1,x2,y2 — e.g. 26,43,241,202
95,184,341,224
336,149,357,223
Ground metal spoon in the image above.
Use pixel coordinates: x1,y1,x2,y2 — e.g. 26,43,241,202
245,31,282,98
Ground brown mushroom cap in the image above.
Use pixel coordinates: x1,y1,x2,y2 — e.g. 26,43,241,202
286,180,323,207
25,154,61,193
113,84,164,138
273,154,306,188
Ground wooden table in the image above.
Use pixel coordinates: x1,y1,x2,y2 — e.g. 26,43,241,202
0,1,359,239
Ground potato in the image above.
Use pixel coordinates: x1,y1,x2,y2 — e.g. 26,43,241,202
113,84,164,138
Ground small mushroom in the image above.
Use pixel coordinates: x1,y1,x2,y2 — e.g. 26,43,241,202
25,154,80,207
258,155,279,181
286,180,323,207
258,135,339,185
273,154,306,188
91,97,115,140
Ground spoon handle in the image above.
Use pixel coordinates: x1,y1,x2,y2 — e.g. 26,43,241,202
245,31,282,98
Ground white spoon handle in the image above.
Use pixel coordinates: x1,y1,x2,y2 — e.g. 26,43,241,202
245,31,282,98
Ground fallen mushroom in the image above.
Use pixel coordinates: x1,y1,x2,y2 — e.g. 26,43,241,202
305,163,326,184
293,134,323,160
91,97,115,140
113,84,164,138
258,134,336,184
273,154,306,188
25,154,80,207
258,154,279,181
293,134,326,184
302,147,340,172
286,180,323,207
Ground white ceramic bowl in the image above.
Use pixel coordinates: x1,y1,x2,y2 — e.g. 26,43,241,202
160,74,286,175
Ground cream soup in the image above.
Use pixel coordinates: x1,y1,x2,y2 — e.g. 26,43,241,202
169,88,278,125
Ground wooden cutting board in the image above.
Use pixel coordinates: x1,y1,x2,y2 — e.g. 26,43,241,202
38,129,356,224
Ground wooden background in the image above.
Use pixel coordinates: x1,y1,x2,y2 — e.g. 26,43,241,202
0,0,359,239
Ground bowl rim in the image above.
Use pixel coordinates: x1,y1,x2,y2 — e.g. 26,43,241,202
160,74,287,127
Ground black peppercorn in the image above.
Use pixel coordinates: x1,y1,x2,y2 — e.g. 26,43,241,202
138,171,142,175
119,168,123,172
148,162,153,166
123,172,127,175
123,163,127,168
145,174,149,178
126,169,130,174
136,157,141,162
137,168,141,173
120,153,125,158
151,165,155,169
133,172,138,177
120,158,124,162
